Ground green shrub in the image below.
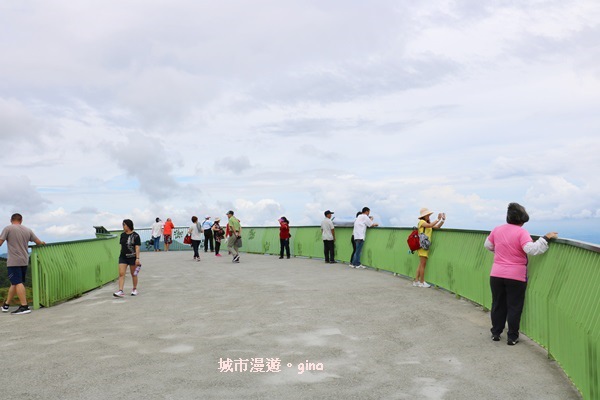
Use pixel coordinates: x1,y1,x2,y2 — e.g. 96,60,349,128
0,257,33,305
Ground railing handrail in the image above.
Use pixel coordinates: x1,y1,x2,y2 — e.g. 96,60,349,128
119,225,600,254
29,234,117,249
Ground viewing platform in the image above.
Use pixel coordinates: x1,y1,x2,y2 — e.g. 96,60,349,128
1,251,581,399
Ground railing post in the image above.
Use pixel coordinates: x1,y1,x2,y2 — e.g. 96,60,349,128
31,250,40,310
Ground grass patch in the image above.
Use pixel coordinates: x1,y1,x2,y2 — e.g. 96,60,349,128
0,287,33,305
0,258,33,305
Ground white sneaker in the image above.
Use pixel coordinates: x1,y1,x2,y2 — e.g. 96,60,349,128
131,289,138,296
113,290,125,298
357,265,366,269
421,281,432,288
349,264,356,268
412,281,419,287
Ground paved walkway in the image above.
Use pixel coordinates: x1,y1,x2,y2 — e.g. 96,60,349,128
1,252,581,400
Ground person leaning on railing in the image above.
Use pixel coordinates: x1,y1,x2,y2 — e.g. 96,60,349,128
412,208,445,288
151,217,163,252
0,213,45,315
349,211,361,263
350,207,379,269
484,202,558,346
163,218,174,252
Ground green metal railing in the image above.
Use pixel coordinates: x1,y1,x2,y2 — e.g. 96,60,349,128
30,234,120,309
242,226,599,400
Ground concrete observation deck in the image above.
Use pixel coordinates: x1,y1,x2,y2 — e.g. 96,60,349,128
1,252,581,399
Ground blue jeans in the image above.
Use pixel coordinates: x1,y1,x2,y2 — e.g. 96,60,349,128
351,239,364,266
153,236,161,251
280,239,290,258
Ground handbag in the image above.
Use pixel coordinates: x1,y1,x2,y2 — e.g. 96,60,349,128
183,234,192,245
149,238,155,245
235,236,243,248
418,226,431,250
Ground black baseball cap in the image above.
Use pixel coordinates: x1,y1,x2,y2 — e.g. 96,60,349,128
324,210,334,216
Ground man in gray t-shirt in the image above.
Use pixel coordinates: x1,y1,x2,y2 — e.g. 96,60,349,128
0,213,45,315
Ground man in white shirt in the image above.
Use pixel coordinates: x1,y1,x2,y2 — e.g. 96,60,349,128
350,207,379,268
202,216,214,252
321,210,336,264
151,218,163,252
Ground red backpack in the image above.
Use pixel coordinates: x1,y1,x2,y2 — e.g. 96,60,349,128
407,227,421,253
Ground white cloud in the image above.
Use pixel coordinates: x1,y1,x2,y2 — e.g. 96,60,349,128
0,1,598,245
230,199,285,227
44,224,88,238
0,98,50,143
221,156,252,174
0,176,50,214
104,134,182,199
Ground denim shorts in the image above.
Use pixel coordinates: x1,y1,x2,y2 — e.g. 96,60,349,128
7,266,27,285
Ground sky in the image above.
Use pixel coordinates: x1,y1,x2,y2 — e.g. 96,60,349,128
1,0,599,247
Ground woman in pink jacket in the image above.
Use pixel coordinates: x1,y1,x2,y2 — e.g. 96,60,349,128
485,203,558,345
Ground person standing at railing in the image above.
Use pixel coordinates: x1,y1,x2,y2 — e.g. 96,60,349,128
226,210,242,263
349,211,361,264
212,218,225,257
413,208,446,288
202,216,214,253
113,219,141,298
321,211,336,264
485,202,558,346
189,216,203,262
0,213,45,315
279,216,291,259
151,217,163,252
350,207,379,269
163,218,175,252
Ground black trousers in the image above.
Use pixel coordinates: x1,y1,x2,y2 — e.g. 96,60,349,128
323,240,335,262
215,240,221,255
203,229,214,251
490,276,527,341
191,240,201,258
280,239,290,258
350,235,356,262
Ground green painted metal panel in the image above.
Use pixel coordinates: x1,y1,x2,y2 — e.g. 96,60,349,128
291,227,319,258
30,235,120,309
244,227,271,254
263,228,282,255
521,242,600,399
